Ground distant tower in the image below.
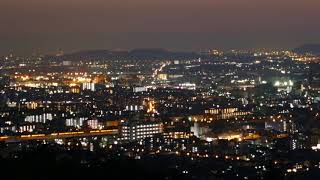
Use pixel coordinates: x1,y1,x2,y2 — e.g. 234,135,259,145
258,76,262,85
191,122,200,137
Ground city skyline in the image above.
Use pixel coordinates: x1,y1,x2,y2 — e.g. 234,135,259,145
1,1,320,179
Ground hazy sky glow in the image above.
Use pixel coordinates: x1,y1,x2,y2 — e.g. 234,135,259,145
1,0,320,54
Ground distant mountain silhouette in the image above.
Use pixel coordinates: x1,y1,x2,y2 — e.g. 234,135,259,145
45,48,202,61
293,44,320,55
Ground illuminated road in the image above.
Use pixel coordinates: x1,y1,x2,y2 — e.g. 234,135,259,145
152,62,170,78
0,129,118,143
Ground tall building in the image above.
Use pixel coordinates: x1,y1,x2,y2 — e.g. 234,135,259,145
82,82,95,91
120,121,163,141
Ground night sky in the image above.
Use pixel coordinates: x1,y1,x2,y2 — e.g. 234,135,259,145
1,0,319,55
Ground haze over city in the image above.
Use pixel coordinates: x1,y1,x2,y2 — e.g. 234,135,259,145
1,0,320,54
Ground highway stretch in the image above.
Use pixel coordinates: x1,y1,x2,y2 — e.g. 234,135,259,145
0,129,119,143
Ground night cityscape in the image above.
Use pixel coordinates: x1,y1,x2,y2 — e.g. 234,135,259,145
1,0,320,179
